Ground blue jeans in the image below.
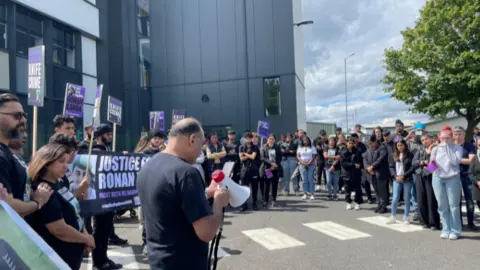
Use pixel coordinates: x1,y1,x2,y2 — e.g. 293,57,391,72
432,175,462,236
411,175,418,212
300,164,315,194
391,180,412,217
460,175,475,224
325,170,340,197
282,157,299,192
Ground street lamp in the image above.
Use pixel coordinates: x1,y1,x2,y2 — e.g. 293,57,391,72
294,20,314,27
344,52,355,132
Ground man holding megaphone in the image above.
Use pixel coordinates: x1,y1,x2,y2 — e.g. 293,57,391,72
137,118,230,270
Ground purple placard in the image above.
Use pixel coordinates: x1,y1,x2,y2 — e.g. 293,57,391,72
257,120,270,139
150,111,165,131
107,96,122,125
63,83,85,118
27,46,45,107
172,109,185,126
425,161,437,173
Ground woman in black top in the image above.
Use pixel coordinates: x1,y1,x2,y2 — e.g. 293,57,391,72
468,139,480,209
323,137,341,200
340,138,363,210
28,143,95,270
261,134,282,207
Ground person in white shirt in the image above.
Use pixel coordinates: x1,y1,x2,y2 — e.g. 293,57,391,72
297,137,317,200
430,126,463,240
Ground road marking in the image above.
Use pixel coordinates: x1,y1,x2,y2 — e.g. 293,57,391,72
461,205,480,213
358,216,424,233
303,221,371,240
241,228,305,250
87,246,139,270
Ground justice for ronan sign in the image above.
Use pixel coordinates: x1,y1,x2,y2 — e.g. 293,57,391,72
257,120,270,139
27,46,45,107
107,96,122,125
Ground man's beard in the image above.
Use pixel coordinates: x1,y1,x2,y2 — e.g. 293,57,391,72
101,135,113,147
2,123,25,140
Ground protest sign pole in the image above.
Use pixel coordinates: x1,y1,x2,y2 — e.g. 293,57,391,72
32,106,38,155
112,123,117,151
62,84,68,115
85,85,103,180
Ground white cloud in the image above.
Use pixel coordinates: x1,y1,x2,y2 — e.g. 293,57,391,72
302,0,429,128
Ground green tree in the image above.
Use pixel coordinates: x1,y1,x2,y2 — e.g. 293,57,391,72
382,0,480,140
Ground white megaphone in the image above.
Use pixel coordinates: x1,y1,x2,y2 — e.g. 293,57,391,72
211,170,251,208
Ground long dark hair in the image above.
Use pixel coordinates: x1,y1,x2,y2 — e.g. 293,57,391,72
301,136,312,147
393,139,409,162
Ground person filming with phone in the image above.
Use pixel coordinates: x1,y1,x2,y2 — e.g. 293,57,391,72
137,118,230,270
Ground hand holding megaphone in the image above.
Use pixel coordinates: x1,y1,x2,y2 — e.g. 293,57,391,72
211,170,251,208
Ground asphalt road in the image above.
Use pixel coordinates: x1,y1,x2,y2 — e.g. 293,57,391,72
81,190,480,270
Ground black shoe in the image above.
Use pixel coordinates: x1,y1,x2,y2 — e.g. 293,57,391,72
93,260,123,270
271,201,277,207
468,223,478,231
240,205,248,212
412,213,419,222
374,206,381,213
263,201,268,208
109,236,128,245
378,207,388,214
252,204,258,211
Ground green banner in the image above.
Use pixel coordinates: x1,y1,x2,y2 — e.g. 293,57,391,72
0,201,70,270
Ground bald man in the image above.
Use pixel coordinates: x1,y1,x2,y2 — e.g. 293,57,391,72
137,118,230,270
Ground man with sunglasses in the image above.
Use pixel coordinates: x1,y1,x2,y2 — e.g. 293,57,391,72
0,93,52,217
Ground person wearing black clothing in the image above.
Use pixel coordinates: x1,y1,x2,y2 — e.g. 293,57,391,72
260,134,282,207
82,124,123,270
137,118,229,270
239,132,261,211
205,132,226,185
138,129,167,155
28,143,95,270
0,93,52,217
363,136,390,213
224,130,241,183
314,131,328,190
341,138,363,210
351,133,373,203
53,115,76,137
394,119,409,141
413,134,440,229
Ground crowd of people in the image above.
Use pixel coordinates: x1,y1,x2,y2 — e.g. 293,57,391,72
1,90,480,270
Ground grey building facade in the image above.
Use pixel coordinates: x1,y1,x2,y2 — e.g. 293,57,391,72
150,0,306,138
96,0,306,149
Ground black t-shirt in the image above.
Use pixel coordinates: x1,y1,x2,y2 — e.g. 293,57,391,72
0,143,30,202
239,143,261,172
460,142,475,176
30,179,84,270
137,153,212,270
224,141,240,162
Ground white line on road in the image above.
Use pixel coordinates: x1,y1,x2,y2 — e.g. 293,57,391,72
358,216,424,233
303,221,372,240
241,228,305,250
87,246,139,270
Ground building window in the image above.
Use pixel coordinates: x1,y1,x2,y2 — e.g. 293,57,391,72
264,77,281,116
137,0,151,88
0,5,6,49
53,24,75,68
139,38,151,88
15,6,43,56
137,0,150,37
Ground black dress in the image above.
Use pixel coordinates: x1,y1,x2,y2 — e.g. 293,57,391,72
30,179,85,270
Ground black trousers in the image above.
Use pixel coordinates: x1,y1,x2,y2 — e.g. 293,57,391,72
264,170,279,202
259,177,265,198
92,212,115,266
344,176,362,204
362,170,374,200
374,176,389,208
416,174,440,228
84,216,93,234
241,170,259,206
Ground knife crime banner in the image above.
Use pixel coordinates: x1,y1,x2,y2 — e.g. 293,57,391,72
68,152,151,217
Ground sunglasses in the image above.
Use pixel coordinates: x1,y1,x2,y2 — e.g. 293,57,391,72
0,111,28,120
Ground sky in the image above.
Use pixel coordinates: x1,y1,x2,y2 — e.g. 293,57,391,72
301,0,430,130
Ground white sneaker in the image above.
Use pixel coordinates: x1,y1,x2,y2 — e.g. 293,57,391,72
440,233,449,239
346,203,352,210
448,234,458,240
403,216,410,225
309,195,315,200
301,194,307,200
386,216,396,224
315,185,321,191
354,203,360,210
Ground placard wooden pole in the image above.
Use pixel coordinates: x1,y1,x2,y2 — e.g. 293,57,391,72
112,123,117,152
32,106,38,155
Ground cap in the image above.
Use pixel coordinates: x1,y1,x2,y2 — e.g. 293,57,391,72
94,124,113,138
244,132,253,138
395,119,403,125
228,130,236,135
336,127,342,132
149,128,166,139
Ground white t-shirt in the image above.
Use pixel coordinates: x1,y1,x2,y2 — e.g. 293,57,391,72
297,146,315,162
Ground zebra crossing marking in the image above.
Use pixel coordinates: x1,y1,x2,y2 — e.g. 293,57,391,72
303,221,372,240
241,227,305,250
358,216,424,233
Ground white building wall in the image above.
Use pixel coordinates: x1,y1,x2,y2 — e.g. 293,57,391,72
424,117,480,131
